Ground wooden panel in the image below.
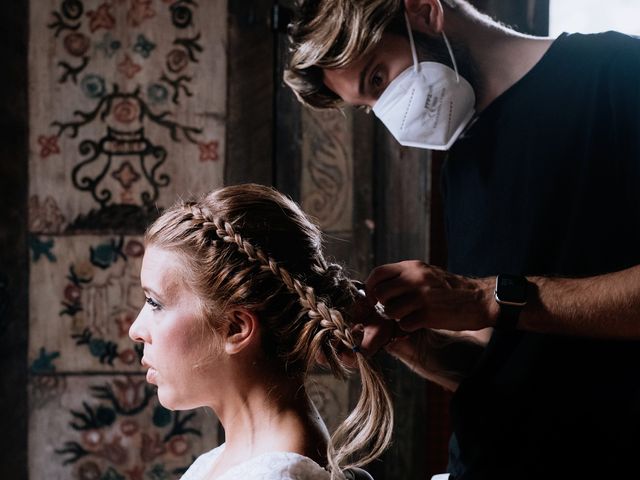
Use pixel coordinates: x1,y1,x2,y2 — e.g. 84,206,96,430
0,0,29,477
29,235,145,373
29,0,227,235
369,129,431,480
226,0,275,187
28,375,219,479
301,108,354,233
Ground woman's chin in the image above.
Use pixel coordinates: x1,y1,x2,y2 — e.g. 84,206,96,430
157,388,202,411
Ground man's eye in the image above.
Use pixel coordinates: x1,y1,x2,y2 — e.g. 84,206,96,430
145,297,161,310
371,71,384,89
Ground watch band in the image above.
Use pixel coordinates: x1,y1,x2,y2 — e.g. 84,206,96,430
496,303,521,330
494,274,528,331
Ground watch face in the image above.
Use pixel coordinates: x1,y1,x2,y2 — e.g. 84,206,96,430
496,274,528,304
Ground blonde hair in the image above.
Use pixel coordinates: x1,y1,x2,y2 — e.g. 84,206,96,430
145,184,392,478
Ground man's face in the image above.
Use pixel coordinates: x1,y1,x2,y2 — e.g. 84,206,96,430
322,33,413,109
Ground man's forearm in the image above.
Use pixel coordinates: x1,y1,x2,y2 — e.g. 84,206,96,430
500,265,640,339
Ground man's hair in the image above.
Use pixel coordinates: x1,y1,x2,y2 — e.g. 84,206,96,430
284,0,404,110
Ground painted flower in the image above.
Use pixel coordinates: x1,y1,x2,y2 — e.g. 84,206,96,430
64,284,82,303
141,432,166,462
112,99,140,124
74,260,95,280
113,378,147,411
147,83,168,104
133,34,156,58
120,419,140,436
77,461,101,480
81,75,106,99
37,135,60,159
101,436,128,465
95,32,121,58
171,4,193,28
81,429,103,450
63,32,90,57
168,435,189,456
118,348,137,365
124,239,144,258
61,0,84,20
166,49,189,73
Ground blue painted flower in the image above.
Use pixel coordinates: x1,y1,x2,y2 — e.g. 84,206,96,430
81,74,106,99
95,32,121,58
147,83,169,104
133,34,156,59
30,347,60,374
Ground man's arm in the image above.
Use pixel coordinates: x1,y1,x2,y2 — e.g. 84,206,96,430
365,260,640,339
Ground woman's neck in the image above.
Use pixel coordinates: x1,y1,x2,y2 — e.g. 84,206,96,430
209,373,329,476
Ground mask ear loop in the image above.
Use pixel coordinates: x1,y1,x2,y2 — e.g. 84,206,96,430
442,32,460,83
404,12,460,83
403,12,420,73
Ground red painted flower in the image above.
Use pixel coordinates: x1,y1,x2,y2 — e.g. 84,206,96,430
117,54,142,79
78,461,101,480
63,32,90,57
124,239,144,257
87,3,115,32
38,135,60,158
120,419,140,436
166,49,189,73
127,0,155,27
112,99,140,124
124,465,145,480
198,141,219,162
168,435,189,456
141,432,166,462
81,429,103,450
118,348,137,365
64,284,82,303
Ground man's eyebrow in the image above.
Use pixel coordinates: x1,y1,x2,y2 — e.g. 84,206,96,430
358,55,377,97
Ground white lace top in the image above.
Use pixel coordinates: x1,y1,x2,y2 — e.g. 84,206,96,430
181,444,331,480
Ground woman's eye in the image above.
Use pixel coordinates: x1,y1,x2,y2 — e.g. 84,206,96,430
145,297,161,310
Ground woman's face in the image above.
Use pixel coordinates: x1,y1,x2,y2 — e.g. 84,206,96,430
129,246,222,410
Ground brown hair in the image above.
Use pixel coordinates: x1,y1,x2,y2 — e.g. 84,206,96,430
145,183,393,478
284,0,405,109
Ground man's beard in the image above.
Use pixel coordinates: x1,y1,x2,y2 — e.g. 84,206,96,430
414,31,483,101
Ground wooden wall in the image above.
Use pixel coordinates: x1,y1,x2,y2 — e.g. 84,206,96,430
0,1,548,479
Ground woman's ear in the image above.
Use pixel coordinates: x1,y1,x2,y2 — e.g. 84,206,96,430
223,307,260,355
404,0,445,36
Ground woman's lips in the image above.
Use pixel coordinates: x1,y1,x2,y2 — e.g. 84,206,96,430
146,367,158,384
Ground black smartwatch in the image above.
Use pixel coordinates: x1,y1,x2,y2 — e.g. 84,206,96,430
494,274,528,330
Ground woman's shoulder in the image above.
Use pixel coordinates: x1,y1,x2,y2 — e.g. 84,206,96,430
221,451,331,480
180,444,225,480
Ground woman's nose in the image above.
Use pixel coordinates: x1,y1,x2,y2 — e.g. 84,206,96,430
129,310,148,343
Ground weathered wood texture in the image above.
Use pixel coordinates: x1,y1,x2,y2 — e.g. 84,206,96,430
367,128,432,480
29,0,226,235
26,1,229,478
226,0,275,187
0,1,29,479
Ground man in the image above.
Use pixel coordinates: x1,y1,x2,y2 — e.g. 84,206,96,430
285,0,640,479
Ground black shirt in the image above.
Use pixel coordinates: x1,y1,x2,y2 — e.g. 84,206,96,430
443,31,640,479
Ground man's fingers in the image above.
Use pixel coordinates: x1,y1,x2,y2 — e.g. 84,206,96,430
398,310,429,332
381,292,423,320
364,264,404,304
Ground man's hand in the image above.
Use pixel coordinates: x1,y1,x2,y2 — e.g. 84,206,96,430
365,260,498,332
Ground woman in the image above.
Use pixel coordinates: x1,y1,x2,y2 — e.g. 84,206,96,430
129,184,393,480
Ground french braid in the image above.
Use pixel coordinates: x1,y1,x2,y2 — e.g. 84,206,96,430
145,184,393,480
208,212,359,378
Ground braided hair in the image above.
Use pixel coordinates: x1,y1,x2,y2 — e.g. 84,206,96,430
145,184,392,478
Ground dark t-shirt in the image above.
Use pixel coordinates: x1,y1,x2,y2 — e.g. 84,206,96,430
442,31,640,479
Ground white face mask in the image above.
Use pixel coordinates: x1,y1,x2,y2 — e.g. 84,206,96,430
372,12,475,151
